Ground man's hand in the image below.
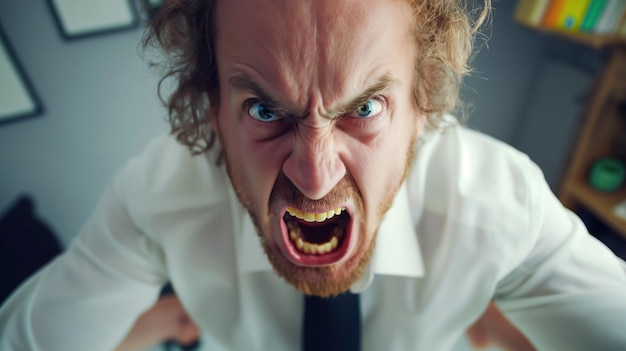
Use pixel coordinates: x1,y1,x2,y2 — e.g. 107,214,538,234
115,295,200,351
467,302,535,351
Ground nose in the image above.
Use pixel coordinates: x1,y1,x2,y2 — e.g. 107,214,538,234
282,123,346,200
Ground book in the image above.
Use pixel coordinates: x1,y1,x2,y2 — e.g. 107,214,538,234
595,0,626,34
556,0,593,31
514,0,551,26
543,0,569,28
581,0,608,32
614,199,626,221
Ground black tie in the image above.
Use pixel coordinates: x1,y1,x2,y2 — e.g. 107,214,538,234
302,291,361,351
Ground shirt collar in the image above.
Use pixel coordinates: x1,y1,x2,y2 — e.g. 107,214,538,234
236,182,424,290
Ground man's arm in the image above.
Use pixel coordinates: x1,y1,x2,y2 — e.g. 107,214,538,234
115,294,199,351
467,302,535,351
495,162,626,350
0,169,167,351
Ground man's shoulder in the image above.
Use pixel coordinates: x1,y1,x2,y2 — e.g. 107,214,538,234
411,121,544,233
415,120,539,183
116,133,228,210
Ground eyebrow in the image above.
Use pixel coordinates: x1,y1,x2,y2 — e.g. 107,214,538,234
331,75,400,119
228,73,401,119
229,74,300,117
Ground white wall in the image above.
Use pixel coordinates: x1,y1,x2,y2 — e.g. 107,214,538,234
513,60,592,189
461,0,550,142
0,0,572,247
511,40,607,191
0,0,167,246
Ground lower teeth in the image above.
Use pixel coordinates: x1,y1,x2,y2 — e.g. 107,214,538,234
289,228,341,255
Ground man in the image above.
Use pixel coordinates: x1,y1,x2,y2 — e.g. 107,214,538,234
1,0,626,350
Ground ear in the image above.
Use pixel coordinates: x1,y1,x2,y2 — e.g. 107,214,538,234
206,92,226,164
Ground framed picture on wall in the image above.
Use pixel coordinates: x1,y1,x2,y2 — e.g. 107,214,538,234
136,0,164,20
0,25,42,126
47,0,138,40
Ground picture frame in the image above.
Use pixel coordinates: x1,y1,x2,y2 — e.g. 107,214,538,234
47,0,139,40
0,25,42,126
136,0,164,21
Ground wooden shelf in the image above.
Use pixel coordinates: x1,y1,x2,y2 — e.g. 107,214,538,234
518,22,626,48
552,31,626,49
569,180,626,239
558,48,626,241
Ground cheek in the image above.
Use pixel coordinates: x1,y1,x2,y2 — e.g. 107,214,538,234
244,141,287,184
347,116,416,205
219,114,290,202
347,137,404,194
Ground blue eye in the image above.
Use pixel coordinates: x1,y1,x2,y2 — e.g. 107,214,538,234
351,99,383,118
248,101,280,122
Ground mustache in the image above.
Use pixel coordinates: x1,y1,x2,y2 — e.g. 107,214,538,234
270,172,363,213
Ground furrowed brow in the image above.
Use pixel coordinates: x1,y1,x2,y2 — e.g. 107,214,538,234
229,73,400,119
228,74,298,117
329,75,401,118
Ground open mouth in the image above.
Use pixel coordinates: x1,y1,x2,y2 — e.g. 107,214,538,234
283,206,350,257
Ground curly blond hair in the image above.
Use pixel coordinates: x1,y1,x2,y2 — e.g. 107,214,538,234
143,0,491,154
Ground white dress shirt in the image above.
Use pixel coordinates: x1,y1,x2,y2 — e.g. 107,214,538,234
1,119,625,351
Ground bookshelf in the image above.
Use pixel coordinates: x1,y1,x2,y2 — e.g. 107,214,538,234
567,179,626,235
514,0,626,47
519,22,626,48
559,49,626,239
514,1,626,239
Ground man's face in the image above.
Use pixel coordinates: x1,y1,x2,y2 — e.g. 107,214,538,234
211,0,422,297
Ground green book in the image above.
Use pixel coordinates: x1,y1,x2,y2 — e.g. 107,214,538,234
581,0,608,31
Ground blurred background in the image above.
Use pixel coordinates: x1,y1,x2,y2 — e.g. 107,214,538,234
0,0,625,349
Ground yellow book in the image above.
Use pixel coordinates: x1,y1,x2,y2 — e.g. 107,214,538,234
556,0,593,31
514,0,551,26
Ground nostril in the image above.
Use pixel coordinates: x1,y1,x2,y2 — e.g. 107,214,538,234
282,159,345,200
282,134,346,200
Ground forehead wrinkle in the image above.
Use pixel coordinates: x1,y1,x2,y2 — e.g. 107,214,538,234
248,1,318,106
219,0,412,121
216,0,317,108
230,1,379,115
311,2,401,113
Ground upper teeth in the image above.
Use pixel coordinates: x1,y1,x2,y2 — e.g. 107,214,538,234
286,207,344,222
